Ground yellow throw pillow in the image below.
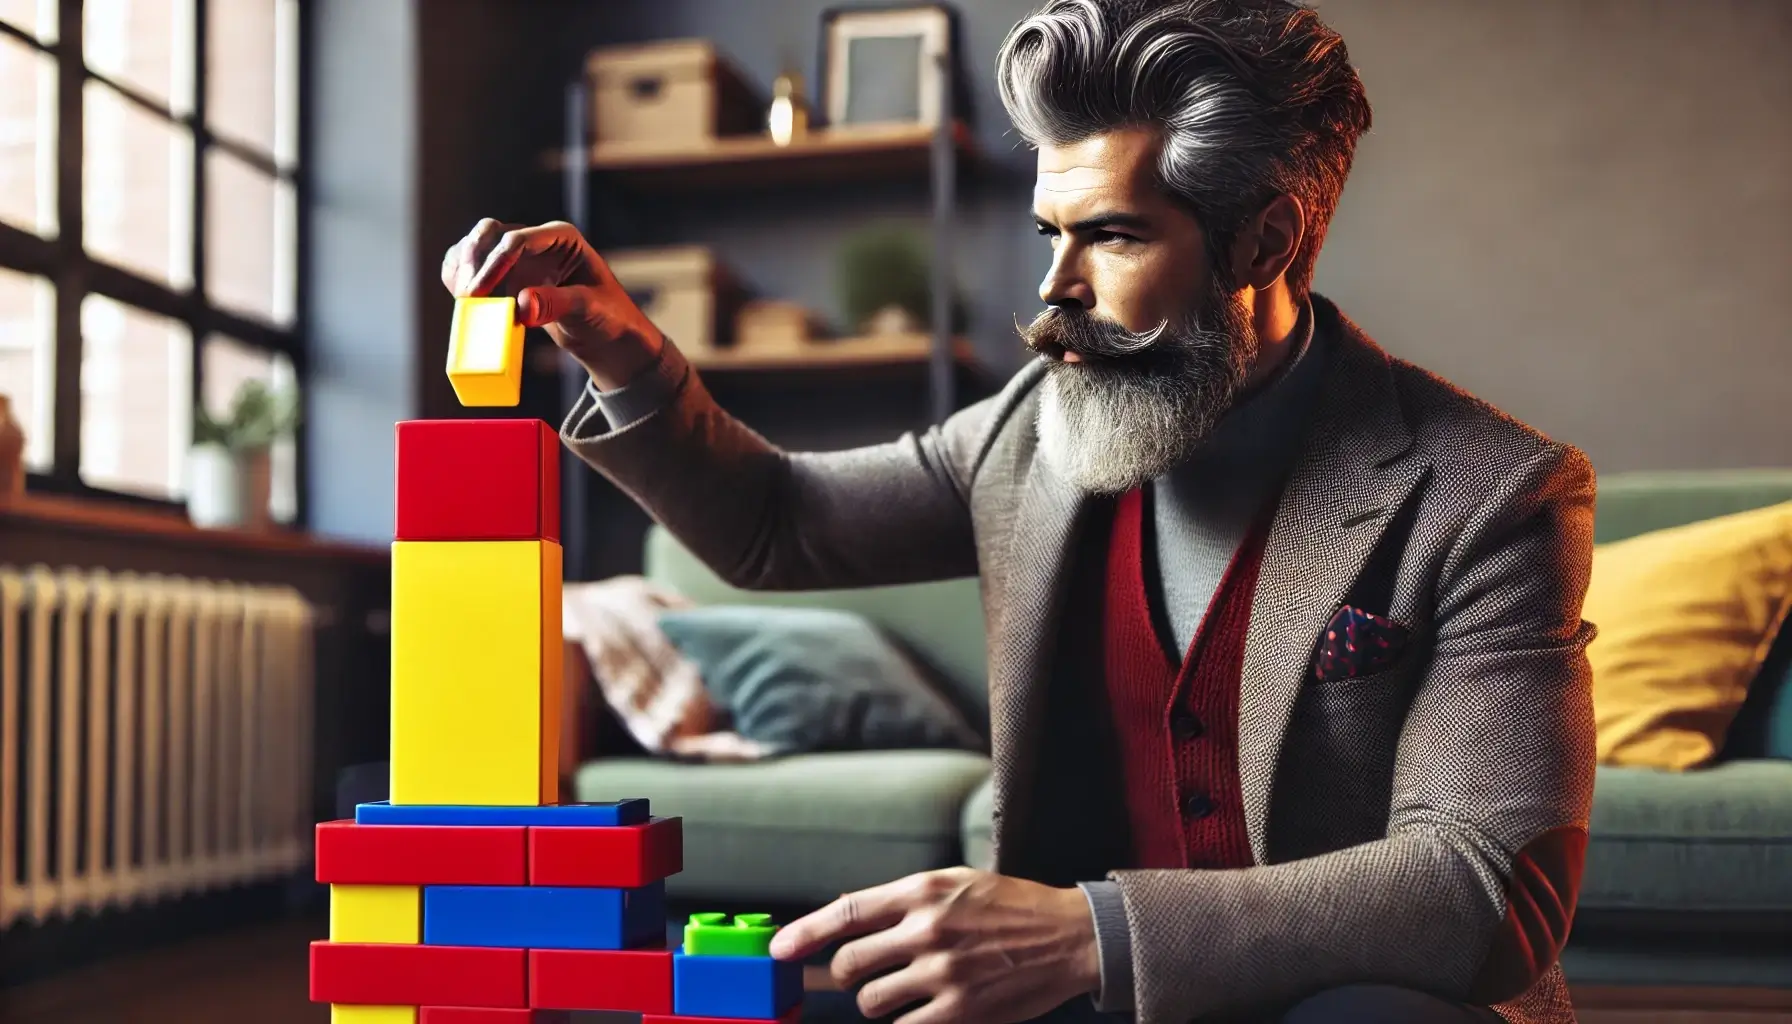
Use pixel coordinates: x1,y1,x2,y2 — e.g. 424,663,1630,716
1586,500,1792,770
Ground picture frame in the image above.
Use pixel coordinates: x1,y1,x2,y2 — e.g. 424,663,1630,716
819,3,965,130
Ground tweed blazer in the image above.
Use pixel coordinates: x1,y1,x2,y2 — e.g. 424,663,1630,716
562,295,1599,1024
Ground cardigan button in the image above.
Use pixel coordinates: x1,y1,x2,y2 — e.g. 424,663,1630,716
1182,792,1215,819
1171,711,1204,740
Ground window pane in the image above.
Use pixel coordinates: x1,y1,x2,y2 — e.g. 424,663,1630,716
0,267,54,471
80,294,191,497
85,78,194,288
206,149,293,324
84,0,194,114
202,335,296,522
0,0,57,44
0,30,56,236
207,0,297,164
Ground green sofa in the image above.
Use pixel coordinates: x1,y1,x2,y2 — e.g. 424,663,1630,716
573,469,1792,988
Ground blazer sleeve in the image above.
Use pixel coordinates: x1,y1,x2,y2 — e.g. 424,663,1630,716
1108,441,1599,1022
560,338,1012,591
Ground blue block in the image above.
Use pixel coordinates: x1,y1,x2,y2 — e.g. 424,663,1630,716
423,882,665,950
674,950,802,1019
355,798,648,826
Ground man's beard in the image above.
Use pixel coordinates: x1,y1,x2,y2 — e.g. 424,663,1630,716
1020,275,1256,495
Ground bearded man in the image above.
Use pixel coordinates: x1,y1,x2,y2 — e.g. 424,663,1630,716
440,2,1597,1021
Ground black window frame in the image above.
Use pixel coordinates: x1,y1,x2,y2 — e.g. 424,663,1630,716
0,0,310,520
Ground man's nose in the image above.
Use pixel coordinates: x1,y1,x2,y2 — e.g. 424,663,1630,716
1039,250,1094,310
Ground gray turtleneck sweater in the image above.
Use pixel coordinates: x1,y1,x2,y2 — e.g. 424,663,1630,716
575,302,1326,1017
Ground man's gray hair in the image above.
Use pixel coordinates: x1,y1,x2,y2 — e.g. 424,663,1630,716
996,0,1371,298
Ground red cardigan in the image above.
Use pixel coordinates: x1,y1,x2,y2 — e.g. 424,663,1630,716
1101,485,1270,870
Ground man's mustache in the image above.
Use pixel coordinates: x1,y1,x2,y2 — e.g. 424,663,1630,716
1018,306,1167,361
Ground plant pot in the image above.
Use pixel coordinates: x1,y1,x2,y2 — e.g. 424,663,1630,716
186,443,243,528
186,443,273,530
0,394,25,499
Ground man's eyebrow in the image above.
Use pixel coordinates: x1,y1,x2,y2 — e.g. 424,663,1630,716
1033,211,1152,232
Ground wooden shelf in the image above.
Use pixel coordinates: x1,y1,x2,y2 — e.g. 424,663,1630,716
546,121,979,193
684,332,985,373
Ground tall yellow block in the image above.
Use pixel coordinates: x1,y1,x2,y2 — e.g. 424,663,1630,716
330,884,421,943
446,296,524,407
391,539,562,806
332,1006,415,1024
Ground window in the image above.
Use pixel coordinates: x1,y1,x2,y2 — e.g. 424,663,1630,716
0,0,304,518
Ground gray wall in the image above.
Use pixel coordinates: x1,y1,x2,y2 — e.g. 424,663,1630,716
1313,0,1792,473
533,0,1790,475
305,0,418,543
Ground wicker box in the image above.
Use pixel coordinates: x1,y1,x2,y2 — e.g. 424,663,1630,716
586,39,762,147
604,246,745,354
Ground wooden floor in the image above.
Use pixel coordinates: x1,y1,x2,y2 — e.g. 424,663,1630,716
2,916,1789,1023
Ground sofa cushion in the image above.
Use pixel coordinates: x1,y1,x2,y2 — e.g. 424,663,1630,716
643,526,990,735
657,605,983,757
1579,760,1792,931
574,750,991,904
1584,500,1792,770
960,773,995,871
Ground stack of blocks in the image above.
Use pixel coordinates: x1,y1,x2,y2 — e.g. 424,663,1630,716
308,297,803,1023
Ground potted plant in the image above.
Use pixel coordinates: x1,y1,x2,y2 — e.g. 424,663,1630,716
187,378,300,530
835,224,967,338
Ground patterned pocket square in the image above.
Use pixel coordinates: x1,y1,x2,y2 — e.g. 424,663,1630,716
1313,604,1410,682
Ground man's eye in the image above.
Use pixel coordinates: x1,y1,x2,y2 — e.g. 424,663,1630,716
1035,225,1058,237
1093,231,1135,245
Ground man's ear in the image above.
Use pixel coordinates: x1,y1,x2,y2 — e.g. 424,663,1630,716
1229,194,1305,291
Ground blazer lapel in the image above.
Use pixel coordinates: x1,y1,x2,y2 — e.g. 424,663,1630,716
1238,302,1428,864
985,438,1091,869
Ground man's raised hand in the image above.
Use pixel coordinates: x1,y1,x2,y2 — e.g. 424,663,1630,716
439,218,662,390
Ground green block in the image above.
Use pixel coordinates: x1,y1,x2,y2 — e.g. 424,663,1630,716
683,911,778,956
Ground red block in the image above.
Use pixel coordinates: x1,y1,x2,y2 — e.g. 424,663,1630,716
528,816,684,887
316,820,526,885
642,1011,800,1024
310,941,526,1007
395,419,560,541
528,948,673,1013
420,1010,572,1023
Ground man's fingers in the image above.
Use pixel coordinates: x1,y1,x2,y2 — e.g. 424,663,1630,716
444,219,512,296
829,915,928,990
856,962,939,1022
518,285,593,330
465,222,557,298
769,879,918,961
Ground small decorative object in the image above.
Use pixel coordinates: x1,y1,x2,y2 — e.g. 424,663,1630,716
820,3,958,129
586,39,763,148
836,224,965,337
0,392,25,499
766,67,809,146
187,378,299,531
604,246,747,355
735,300,830,353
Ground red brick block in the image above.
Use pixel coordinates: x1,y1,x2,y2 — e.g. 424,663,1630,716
528,816,683,887
528,948,674,1013
315,820,526,885
420,1010,571,1023
395,419,559,542
310,941,526,1007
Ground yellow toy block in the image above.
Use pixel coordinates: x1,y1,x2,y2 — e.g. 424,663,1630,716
391,539,562,806
447,296,524,407
329,884,421,944
332,1006,415,1024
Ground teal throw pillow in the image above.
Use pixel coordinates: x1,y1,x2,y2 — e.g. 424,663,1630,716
657,605,983,757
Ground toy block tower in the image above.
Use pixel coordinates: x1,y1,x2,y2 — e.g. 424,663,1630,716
309,296,802,1023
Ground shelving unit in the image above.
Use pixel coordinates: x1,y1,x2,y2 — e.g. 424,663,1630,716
554,50,979,580
546,121,979,193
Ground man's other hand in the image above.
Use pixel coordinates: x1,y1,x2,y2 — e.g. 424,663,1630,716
768,867,1102,1024
439,218,663,390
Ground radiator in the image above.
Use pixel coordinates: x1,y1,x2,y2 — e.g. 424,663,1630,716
0,566,316,928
